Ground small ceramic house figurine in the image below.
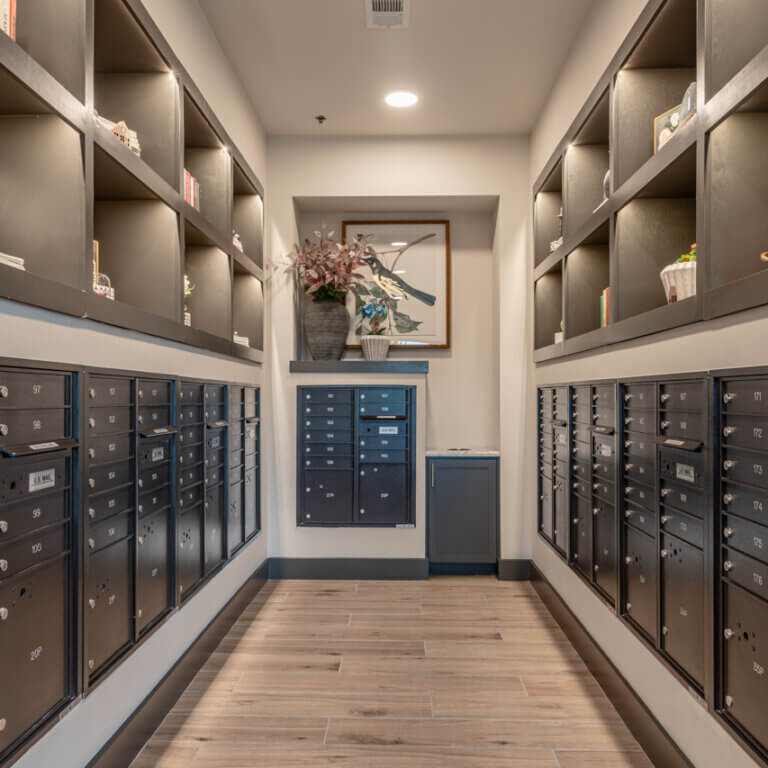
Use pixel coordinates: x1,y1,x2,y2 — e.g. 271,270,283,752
660,243,696,303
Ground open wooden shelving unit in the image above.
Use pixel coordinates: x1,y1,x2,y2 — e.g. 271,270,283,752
0,0,265,362
533,0,768,362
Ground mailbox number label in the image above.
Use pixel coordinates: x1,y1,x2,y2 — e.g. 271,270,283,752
28,468,55,493
379,426,398,435
676,463,695,483
151,447,165,462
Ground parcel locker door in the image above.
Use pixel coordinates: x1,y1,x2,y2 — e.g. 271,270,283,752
228,481,244,556
572,493,592,579
554,475,569,555
624,527,658,642
136,508,171,635
722,584,768,749
204,484,227,572
594,503,617,602
359,464,408,524
661,533,704,686
177,506,203,601
302,471,354,524
539,475,553,541
0,556,69,756
86,537,132,676
244,467,258,538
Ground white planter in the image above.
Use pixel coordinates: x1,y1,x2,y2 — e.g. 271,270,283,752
660,261,696,303
361,335,390,361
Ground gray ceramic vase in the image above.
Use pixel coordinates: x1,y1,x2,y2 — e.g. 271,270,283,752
303,299,349,360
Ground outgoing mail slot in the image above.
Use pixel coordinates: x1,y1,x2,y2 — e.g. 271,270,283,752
721,446,768,490
723,514,768,565
136,508,171,634
87,407,132,436
178,405,203,424
204,384,227,404
359,450,406,464
302,388,353,404
659,411,706,442
137,406,171,430
723,547,768,603
721,481,768,526
624,501,657,538
660,507,704,549
304,403,352,417
623,410,655,434
177,464,204,489
721,584,768,750
358,402,407,418
0,522,68,578
87,433,132,465
137,380,171,405
624,526,658,641
138,463,170,494
0,490,68,540
178,444,203,467
622,382,655,408
303,456,353,470
177,425,203,447
303,417,353,430
659,380,706,412
87,485,133,523
358,388,406,404
358,436,406,451
177,504,203,600
139,439,170,469
178,381,203,402
138,485,171,518
0,555,69,756
87,376,132,407
660,446,705,488
659,479,705,518
178,482,204,511
88,511,132,552
0,408,69,446
0,370,68,409
358,463,408,523
721,378,768,415
88,459,133,494
0,454,68,505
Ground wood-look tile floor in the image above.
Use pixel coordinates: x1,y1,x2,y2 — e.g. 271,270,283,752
131,577,653,767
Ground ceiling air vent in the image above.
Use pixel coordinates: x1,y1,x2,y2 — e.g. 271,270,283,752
366,0,410,29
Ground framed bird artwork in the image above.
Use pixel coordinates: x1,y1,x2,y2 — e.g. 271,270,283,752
341,220,451,349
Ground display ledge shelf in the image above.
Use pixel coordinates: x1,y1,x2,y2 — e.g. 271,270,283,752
0,263,86,318
182,200,234,258
290,360,429,374
704,269,768,321
233,250,264,280
0,32,87,132
534,299,698,363
534,205,612,280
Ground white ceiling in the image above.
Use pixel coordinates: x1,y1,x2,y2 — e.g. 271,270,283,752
199,0,594,136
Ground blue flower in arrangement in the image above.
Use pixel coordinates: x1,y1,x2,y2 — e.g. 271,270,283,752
360,302,376,319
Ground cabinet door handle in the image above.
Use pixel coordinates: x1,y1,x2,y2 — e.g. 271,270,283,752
431,464,435,488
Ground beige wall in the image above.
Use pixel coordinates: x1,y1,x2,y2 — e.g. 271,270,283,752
267,135,530,561
527,1,763,766
13,3,269,765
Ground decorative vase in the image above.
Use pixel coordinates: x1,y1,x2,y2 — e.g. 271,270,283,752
660,261,696,303
361,335,390,361
303,299,349,360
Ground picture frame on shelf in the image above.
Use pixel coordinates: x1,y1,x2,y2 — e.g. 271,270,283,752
341,220,451,350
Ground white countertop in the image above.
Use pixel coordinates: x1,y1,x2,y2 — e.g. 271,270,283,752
426,449,500,457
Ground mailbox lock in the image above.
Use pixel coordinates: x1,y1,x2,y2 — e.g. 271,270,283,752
660,515,671,525
88,538,95,549
0,386,7,398
88,659,95,670
0,424,7,437
539,495,544,502
593,463,600,471
723,560,735,572
625,486,634,495
88,508,95,519
723,493,735,505
0,560,7,572
624,440,632,448
723,426,736,437
662,626,669,636
592,507,600,516
660,420,671,430
88,448,96,459
660,549,670,559
625,463,634,471
88,387,96,399
624,555,632,564
138,536,144,545
0,521,6,534
0,607,7,621
88,417,96,428
660,393,671,403
723,460,736,470
138,479,144,488
660,488,673,497
721,527,735,541
624,417,633,425
624,510,633,519
723,392,735,404
725,696,734,709
593,564,599,572
572,517,580,525
724,628,736,640
360,509,366,515
0,719,5,732
592,482,600,490
624,393,632,402
88,478,96,489
626,602,632,611
88,599,96,609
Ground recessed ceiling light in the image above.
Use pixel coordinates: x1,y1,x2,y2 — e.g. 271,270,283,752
385,91,418,108
391,241,407,247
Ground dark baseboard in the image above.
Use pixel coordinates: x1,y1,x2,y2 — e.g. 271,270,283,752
268,557,429,580
497,558,531,580
87,560,269,768
530,563,693,768
429,562,496,575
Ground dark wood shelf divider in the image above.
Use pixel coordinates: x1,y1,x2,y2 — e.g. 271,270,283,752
0,0,265,364
533,0,768,363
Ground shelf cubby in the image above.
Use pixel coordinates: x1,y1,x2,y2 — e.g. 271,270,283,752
94,146,181,322
534,262,563,350
534,160,563,267
94,0,180,188
614,0,697,189
13,0,86,102
184,222,231,340
565,91,610,233
615,145,696,321
565,222,610,338
707,80,768,310
708,0,768,99
232,260,265,352
233,162,264,268
0,76,85,290
183,91,230,235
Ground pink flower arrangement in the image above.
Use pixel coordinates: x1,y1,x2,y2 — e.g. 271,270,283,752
286,228,368,303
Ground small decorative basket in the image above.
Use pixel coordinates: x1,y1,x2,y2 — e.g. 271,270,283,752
361,335,390,361
660,261,696,303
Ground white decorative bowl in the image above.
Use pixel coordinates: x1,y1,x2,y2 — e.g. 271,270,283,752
361,335,391,360
660,261,696,303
